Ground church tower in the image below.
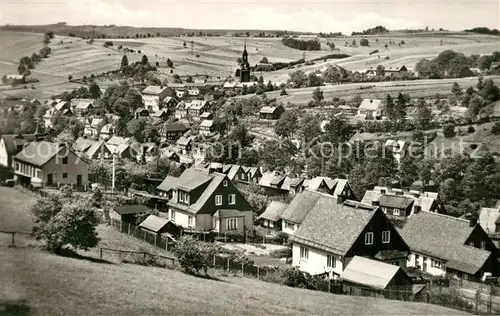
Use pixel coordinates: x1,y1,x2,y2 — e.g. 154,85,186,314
239,40,250,82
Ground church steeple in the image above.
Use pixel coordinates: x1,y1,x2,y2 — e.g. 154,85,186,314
239,39,250,83
242,39,248,63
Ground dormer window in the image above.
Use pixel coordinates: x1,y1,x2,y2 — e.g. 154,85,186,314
223,180,228,186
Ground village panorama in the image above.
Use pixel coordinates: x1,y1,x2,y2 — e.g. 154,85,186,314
1,1,500,314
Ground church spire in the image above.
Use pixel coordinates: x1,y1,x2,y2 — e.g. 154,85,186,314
242,39,248,63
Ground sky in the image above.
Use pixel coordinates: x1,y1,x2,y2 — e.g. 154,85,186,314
0,0,498,34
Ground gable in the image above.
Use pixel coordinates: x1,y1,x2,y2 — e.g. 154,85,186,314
196,176,253,215
465,225,498,251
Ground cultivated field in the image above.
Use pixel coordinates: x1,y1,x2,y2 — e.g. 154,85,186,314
0,247,468,315
1,29,498,100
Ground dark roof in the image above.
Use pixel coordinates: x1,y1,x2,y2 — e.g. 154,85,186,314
280,190,324,224
113,204,151,215
164,123,189,132
291,197,379,255
175,168,213,192
258,201,288,222
270,174,286,186
398,212,492,275
157,175,180,192
1,134,37,155
213,209,246,218
378,195,414,209
14,141,65,166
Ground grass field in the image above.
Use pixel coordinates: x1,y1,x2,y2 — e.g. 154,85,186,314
1,29,498,99
0,247,468,315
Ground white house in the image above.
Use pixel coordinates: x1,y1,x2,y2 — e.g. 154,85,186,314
280,190,324,235
357,99,383,120
141,86,169,112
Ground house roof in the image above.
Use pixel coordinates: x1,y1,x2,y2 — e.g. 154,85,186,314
258,171,276,187
398,212,492,275
100,124,113,134
157,175,180,192
200,120,214,128
304,177,329,192
341,256,403,290
106,136,130,147
378,195,414,209
479,207,500,233
54,101,68,111
177,136,193,146
86,140,107,158
200,112,212,119
291,197,379,255
332,179,349,197
14,141,66,167
280,190,324,224
113,204,151,215
138,215,171,233
213,209,246,218
174,167,214,192
151,109,168,117
270,174,286,186
142,85,167,95
260,106,277,114
1,134,37,155
289,177,305,188
72,98,94,109
73,137,94,152
226,165,242,181
358,99,382,111
258,201,288,222
164,122,189,132
90,118,104,129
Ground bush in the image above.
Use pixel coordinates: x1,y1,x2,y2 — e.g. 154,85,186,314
269,247,292,258
60,185,73,197
360,38,369,46
103,41,113,47
443,124,456,138
492,122,500,135
172,236,219,275
467,125,475,133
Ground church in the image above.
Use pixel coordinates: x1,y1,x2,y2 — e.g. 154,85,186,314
239,41,250,82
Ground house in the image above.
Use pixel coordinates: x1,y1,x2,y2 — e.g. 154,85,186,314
221,164,247,182
280,190,323,235
200,112,213,120
135,108,150,119
174,102,189,119
361,187,445,218
399,212,499,281
259,171,289,196
161,167,254,234
42,103,72,129
259,106,282,120
258,200,288,229
357,99,383,120
0,134,38,168
163,122,190,141
384,65,408,75
71,98,94,117
187,100,209,120
73,137,111,160
109,204,151,224
157,175,181,199
160,148,180,163
199,120,215,136
99,124,114,141
141,86,169,112
163,96,178,109
54,100,71,113
290,196,410,278
287,177,306,195
106,136,132,154
83,118,104,138
188,88,200,96
150,109,169,121
176,136,194,154
192,143,213,164
341,256,413,299
114,142,140,160
303,177,356,200
13,141,89,187
478,206,500,234
244,167,262,184
138,214,181,238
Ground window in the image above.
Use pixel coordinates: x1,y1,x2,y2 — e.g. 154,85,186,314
179,191,184,202
223,180,228,186
327,254,336,268
481,241,486,249
62,157,68,164
239,173,245,180
382,230,390,243
228,194,236,205
62,173,68,179
188,216,193,227
364,232,373,245
15,163,20,171
170,210,176,221
185,193,190,205
285,222,295,230
215,195,222,206
463,273,469,280
226,218,237,230
415,254,420,265
393,209,400,216
300,246,309,260
36,170,41,178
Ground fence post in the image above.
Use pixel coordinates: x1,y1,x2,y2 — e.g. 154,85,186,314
227,258,229,272
328,278,331,293
100,248,103,259
11,232,15,246
128,223,131,235
154,234,157,247
120,220,123,233
257,266,259,279
213,254,216,268
143,252,146,262
144,230,146,240
241,262,244,277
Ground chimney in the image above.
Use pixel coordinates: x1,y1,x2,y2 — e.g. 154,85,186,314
469,217,477,227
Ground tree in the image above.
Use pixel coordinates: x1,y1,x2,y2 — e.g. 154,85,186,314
17,64,27,75
60,185,73,198
376,65,385,76
399,155,419,187
451,82,462,96
300,114,322,144
479,78,500,102
67,75,73,82
141,54,149,65
439,178,460,204
360,38,369,46
127,118,147,142
415,98,433,130
442,124,456,138
322,65,341,83
384,94,395,119
288,70,307,88
32,199,100,253
327,42,335,50
349,158,396,199
260,57,269,63
307,72,322,87
352,39,356,46
322,116,353,145
166,58,173,68
89,82,102,99
492,122,500,135
280,88,287,96
312,87,324,106
173,235,219,275
121,55,129,68
275,110,298,138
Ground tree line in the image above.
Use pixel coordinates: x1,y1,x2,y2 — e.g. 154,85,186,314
281,37,321,51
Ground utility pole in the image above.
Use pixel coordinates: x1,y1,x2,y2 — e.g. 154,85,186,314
302,51,306,61
111,151,116,193
92,26,95,39
191,40,194,56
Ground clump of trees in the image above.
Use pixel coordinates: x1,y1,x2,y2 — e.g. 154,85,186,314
359,38,369,46
464,27,500,36
351,25,389,36
282,37,321,51
172,236,220,275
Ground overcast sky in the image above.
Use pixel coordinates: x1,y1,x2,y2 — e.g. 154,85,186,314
1,0,498,34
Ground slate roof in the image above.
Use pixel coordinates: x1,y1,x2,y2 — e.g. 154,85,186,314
142,85,168,95
1,134,37,155
259,171,276,187
200,112,212,119
280,190,324,224
73,137,94,152
172,167,213,192
341,256,403,290
291,197,379,255
270,174,286,186
332,179,349,197
100,124,113,134
304,177,329,191
260,106,278,114
14,141,65,166
86,141,107,158
113,204,151,215
378,195,414,209
72,98,94,109
54,101,69,111
200,120,214,128
139,215,171,233
213,209,246,218
177,136,193,146
226,165,242,181
157,175,180,192
398,212,492,275
164,122,189,132
358,99,382,111
259,201,288,222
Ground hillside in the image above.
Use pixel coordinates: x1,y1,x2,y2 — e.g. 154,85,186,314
0,247,468,315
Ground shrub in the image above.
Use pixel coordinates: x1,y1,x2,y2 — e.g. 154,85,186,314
467,125,475,133
360,38,369,46
443,124,456,138
172,236,219,275
269,247,292,258
60,185,73,197
492,122,500,135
